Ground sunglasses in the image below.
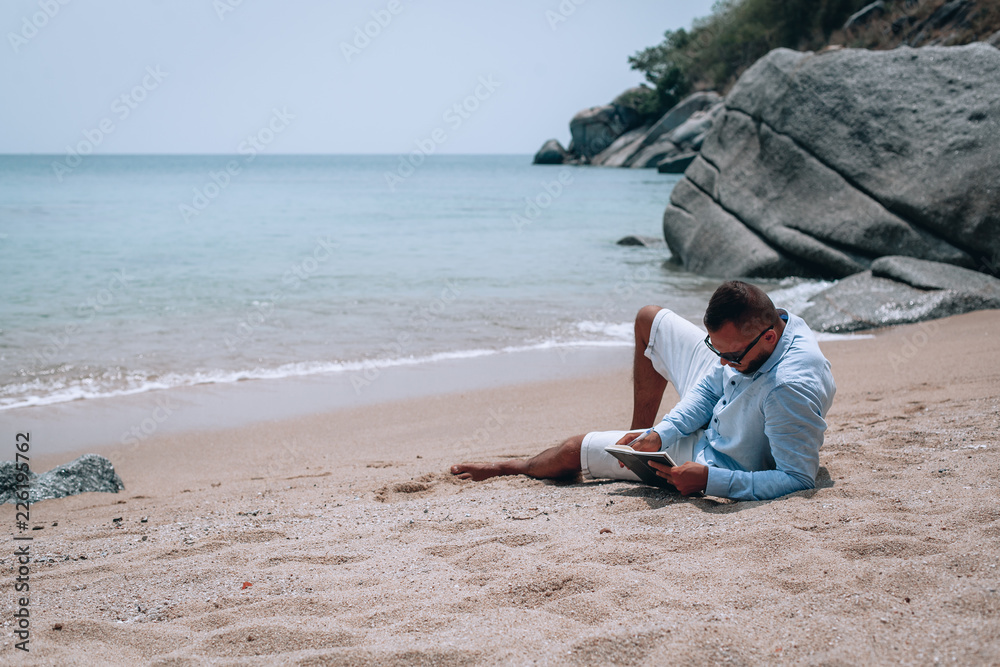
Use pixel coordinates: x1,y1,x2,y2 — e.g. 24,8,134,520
704,326,773,364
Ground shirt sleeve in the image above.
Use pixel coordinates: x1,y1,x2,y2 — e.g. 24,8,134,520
652,366,723,447
704,382,828,501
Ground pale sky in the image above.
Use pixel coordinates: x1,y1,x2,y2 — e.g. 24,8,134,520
1,1,717,154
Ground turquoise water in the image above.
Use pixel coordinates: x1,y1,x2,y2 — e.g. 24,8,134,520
0,154,806,410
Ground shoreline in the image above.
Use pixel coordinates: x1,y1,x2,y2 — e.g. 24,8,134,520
4,343,633,463
5,324,873,465
0,311,998,663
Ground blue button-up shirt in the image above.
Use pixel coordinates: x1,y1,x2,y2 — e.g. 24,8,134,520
652,311,836,501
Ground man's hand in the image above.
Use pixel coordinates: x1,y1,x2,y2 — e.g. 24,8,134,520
615,431,661,467
615,430,661,452
648,461,708,496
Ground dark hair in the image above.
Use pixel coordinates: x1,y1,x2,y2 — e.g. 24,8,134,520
703,281,779,336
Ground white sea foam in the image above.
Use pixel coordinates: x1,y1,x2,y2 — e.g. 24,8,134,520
0,331,634,411
574,320,633,341
813,331,875,341
768,278,837,313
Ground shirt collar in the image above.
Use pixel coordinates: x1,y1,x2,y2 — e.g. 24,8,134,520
752,309,792,379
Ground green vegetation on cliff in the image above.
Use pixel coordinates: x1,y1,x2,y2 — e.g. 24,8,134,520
630,0,1000,116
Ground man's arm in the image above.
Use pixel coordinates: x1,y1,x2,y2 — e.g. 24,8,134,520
704,383,828,501
650,366,723,447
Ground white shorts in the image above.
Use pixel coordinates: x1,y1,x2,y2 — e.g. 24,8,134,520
580,308,717,481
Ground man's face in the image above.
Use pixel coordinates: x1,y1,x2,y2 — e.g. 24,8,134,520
706,321,775,375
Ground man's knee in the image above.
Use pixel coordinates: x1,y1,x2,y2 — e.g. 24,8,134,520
635,305,662,344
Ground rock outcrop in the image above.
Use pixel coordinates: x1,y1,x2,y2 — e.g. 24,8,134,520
533,139,570,165
800,256,1000,332
0,454,124,504
598,92,722,169
532,90,723,168
662,44,1000,279
567,88,649,161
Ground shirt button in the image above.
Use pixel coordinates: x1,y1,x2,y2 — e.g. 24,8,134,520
714,418,719,423
722,400,727,405
730,380,735,385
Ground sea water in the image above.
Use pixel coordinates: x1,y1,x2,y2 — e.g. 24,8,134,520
0,154,828,413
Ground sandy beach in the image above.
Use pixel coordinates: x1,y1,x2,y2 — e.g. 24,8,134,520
3,310,999,665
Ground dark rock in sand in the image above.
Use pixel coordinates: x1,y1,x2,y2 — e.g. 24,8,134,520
533,139,570,165
800,257,1000,332
662,45,1000,279
0,454,124,504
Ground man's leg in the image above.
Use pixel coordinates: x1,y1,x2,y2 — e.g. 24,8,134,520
450,434,584,482
631,305,668,429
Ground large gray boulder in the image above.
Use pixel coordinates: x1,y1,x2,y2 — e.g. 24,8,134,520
567,87,649,160
800,256,1000,332
592,91,722,168
663,179,808,277
591,125,654,167
624,135,682,169
633,102,724,169
662,45,1000,278
569,105,631,160
621,92,721,168
0,454,124,504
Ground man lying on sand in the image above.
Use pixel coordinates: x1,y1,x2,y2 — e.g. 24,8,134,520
451,281,836,501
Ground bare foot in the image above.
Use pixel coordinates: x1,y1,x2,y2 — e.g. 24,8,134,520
450,463,509,481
